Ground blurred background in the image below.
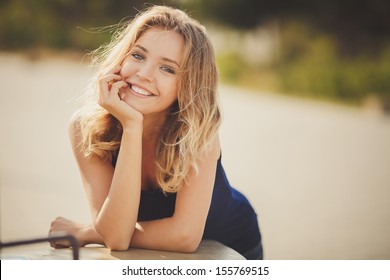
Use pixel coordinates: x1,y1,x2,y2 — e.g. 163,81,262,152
1,0,389,259
1,0,390,108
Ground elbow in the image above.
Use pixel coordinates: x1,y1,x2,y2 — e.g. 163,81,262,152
181,243,199,254
94,224,131,251
105,237,130,251
106,242,129,251
103,234,131,251
174,230,202,253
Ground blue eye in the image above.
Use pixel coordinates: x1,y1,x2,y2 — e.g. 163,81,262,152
161,66,176,74
132,53,143,60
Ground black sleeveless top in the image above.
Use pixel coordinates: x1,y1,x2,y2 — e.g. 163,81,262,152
135,155,262,257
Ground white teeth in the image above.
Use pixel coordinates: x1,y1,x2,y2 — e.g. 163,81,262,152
131,85,153,96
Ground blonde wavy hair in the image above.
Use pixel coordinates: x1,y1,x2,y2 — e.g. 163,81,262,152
77,5,221,193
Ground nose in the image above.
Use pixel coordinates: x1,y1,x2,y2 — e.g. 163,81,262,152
136,63,154,82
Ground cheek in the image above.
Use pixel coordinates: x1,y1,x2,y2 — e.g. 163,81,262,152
166,82,179,101
120,61,135,76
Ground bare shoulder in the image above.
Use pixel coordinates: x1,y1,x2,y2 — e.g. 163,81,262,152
206,134,221,162
68,110,84,151
191,134,220,177
68,109,82,133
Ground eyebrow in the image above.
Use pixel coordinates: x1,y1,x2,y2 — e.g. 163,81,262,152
134,45,180,68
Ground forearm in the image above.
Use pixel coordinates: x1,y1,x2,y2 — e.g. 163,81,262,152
95,125,143,250
79,224,104,246
130,217,203,253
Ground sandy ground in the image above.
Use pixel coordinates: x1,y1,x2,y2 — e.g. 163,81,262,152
1,53,389,259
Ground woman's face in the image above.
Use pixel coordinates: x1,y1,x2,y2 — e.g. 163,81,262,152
119,27,185,116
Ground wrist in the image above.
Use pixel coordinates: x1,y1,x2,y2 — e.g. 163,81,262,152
77,225,91,247
78,225,103,246
122,119,143,134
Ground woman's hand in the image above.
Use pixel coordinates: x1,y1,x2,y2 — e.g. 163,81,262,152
98,65,143,128
49,217,93,248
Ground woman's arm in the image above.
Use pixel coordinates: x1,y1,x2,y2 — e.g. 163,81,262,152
95,125,143,250
65,66,145,250
68,115,142,250
129,136,221,253
49,217,103,248
51,132,220,253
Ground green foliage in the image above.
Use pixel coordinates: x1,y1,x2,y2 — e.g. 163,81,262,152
216,20,390,106
277,23,390,105
217,53,279,93
0,0,175,50
217,53,245,82
1,0,389,106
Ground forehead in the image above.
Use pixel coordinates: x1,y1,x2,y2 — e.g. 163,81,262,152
135,27,185,63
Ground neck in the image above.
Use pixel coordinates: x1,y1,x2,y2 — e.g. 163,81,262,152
142,112,168,144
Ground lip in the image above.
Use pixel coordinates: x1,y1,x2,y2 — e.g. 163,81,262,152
127,82,156,98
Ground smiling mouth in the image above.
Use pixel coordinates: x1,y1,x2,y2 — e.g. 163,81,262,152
128,84,155,97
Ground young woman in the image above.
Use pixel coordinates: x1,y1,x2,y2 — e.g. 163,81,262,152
49,5,263,260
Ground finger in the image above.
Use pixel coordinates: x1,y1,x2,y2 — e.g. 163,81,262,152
100,64,122,91
110,81,128,95
99,74,122,103
50,239,71,249
100,73,122,88
55,243,70,249
105,65,121,74
111,65,122,74
99,81,127,108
